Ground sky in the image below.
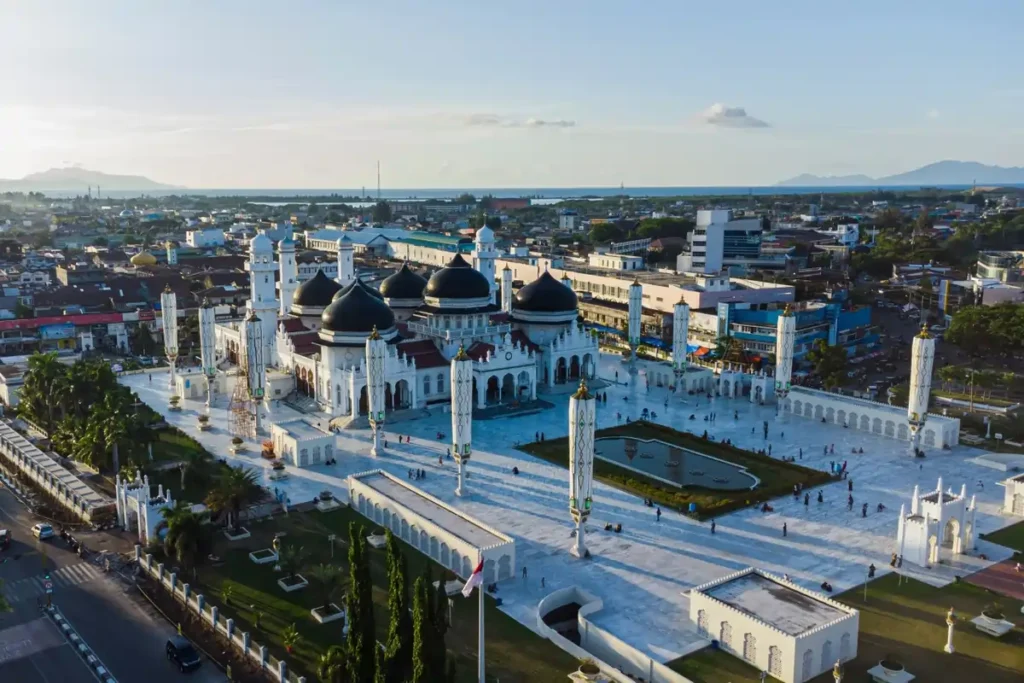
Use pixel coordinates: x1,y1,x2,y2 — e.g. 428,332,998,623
2,0,1023,189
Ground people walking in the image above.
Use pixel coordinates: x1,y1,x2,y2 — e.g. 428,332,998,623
782,522,787,537
710,520,716,534
656,507,662,522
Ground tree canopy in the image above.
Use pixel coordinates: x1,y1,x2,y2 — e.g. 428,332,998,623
946,303,1024,357
372,201,393,223
806,339,849,390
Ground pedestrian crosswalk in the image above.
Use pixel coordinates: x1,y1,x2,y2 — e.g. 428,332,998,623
1,562,103,604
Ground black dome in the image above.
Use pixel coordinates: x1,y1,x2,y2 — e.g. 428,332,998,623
514,271,578,313
293,270,342,307
321,282,395,333
380,263,427,299
424,253,490,299
333,277,385,301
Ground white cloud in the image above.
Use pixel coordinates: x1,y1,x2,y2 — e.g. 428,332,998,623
700,103,770,128
464,113,576,128
927,109,940,119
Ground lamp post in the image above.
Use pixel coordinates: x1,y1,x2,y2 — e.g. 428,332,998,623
944,607,956,654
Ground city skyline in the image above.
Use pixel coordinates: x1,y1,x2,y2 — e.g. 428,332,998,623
2,0,1023,188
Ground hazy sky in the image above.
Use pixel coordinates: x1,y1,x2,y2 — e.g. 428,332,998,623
2,0,1023,188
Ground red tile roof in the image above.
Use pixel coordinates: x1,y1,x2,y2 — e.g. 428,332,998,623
466,341,494,362
279,317,308,334
289,331,319,356
511,330,540,353
398,339,448,369
0,312,125,332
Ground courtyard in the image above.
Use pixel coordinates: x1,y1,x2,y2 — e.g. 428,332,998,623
120,351,1021,666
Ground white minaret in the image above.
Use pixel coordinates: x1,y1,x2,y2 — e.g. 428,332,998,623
243,310,266,432
278,236,298,316
245,230,278,366
568,378,596,558
907,325,935,454
672,299,690,395
198,298,217,409
337,236,355,287
473,225,498,304
160,285,178,390
165,240,178,266
451,345,474,496
365,326,387,457
775,304,796,402
627,279,642,380
500,265,513,313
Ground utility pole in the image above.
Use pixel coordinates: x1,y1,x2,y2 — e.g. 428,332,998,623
377,160,381,201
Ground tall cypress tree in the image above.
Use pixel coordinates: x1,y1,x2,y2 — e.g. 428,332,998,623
411,576,433,683
345,523,376,683
381,531,412,683
432,571,449,640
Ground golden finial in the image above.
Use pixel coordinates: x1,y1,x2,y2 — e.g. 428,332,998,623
454,344,469,361
782,303,793,316
164,283,173,293
573,376,591,400
917,324,931,340
369,325,381,340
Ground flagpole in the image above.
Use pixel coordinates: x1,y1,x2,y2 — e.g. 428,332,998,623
478,555,485,683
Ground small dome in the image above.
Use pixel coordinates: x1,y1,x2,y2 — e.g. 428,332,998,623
293,270,342,308
333,277,385,302
322,282,395,333
514,271,578,313
474,225,495,244
249,231,273,255
380,263,427,300
424,253,490,299
130,251,157,266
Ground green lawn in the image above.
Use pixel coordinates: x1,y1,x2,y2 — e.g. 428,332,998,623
983,519,1024,557
520,420,833,518
179,507,577,683
667,573,1024,683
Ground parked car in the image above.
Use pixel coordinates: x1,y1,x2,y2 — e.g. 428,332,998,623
166,636,203,673
0,528,10,550
31,523,54,540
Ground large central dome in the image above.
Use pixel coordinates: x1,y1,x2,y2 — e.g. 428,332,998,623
380,263,427,300
321,279,395,333
424,253,490,299
514,271,578,313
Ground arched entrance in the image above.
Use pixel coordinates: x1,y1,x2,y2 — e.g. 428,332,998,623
486,376,500,405
501,373,515,403
358,386,368,416
394,379,410,410
582,353,594,378
569,356,581,381
555,357,567,384
517,371,531,399
384,383,394,413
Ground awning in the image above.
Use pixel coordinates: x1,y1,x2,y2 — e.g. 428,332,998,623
695,346,712,357
585,323,622,335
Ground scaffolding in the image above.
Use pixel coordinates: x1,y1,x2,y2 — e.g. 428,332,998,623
228,366,256,438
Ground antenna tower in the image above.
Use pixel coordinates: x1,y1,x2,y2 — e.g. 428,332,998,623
377,161,381,200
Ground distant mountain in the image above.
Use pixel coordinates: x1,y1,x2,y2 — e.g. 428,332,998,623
776,160,1024,187
0,167,180,192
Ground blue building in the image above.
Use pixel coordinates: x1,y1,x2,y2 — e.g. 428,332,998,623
719,302,876,366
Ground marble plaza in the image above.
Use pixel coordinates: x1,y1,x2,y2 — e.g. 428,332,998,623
120,351,1018,664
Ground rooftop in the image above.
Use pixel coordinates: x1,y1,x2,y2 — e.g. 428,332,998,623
703,572,850,635
273,419,330,442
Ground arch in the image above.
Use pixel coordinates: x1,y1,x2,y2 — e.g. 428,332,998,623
697,610,708,637
742,633,757,663
400,519,409,541
872,417,882,434
409,524,418,548
802,649,814,682
820,640,832,671
440,542,450,567
897,423,909,440
429,536,439,560
804,402,814,417
423,374,431,396
517,371,531,398
436,372,445,394
486,376,500,405
837,409,846,426
825,406,835,423
357,494,366,515
924,429,936,446
814,404,824,420
451,550,462,575
793,400,803,415
768,645,782,677
884,420,895,437
860,414,870,431
394,379,411,410
463,556,473,578
943,518,960,548
359,385,369,416
555,356,568,384
373,503,382,524
753,385,763,402
382,508,391,528
720,622,733,650
420,529,429,552
483,559,496,585
569,355,581,380
501,373,515,404
582,352,594,378
721,379,732,397
498,554,512,580
839,633,851,661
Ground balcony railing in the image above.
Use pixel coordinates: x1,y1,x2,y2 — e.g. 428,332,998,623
405,321,512,342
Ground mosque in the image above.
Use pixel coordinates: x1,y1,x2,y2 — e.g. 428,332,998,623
207,227,598,425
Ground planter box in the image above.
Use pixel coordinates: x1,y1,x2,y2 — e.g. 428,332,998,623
249,548,278,565
277,574,308,593
316,498,342,513
311,604,345,625
366,533,387,549
198,422,211,431
168,405,182,412
223,527,251,541
230,445,246,454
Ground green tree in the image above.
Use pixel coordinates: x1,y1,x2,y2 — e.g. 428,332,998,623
307,563,345,613
204,466,262,533
484,215,502,231
345,523,376,683
178,447,213,492
411,576,439,683
317,646,348,683
282,623,302,654
278,544,308,583
454,193,476,205
13,302,33,319
589,222,625,244
372,201,393,223
17,352,67,434
162,502,211,578
130,322,157,356
806,339,849,390
380,531,413,683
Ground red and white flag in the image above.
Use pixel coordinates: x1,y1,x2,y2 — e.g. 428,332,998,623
462,560,484,597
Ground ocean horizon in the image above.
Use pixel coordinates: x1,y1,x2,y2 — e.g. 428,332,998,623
47,183,1011,201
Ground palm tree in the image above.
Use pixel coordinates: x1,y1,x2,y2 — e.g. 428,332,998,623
277,544,308,583
18,352,67,433
162,502,211,578
307,563,345,613
205,466,262,533
317,645,348,682
178,448,213,491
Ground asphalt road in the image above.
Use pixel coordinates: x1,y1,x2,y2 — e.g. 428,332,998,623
0,485,222,683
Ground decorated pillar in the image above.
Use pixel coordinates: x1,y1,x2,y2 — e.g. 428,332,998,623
198,298,217,409
337,236,355,286
907,325,935,454
627,279,642,381
501,266,513,313
775,304,795,403
365,327,386,457
160,285,179,390
944,607,956,653
243,311,266,433
568,378,596,558
672,300,690,395
451,345,473,496
278,237,298,315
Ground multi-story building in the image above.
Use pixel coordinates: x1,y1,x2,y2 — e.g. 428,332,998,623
55,263,106,286
186,227,226,248
976,251,1024,282
558,210,580,232
587,253,643,271
721,302,876,363
677,209,776,274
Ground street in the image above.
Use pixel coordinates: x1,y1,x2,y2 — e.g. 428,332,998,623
0,485,222,683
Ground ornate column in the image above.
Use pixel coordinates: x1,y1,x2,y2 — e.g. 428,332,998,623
451,345,473,496
944,607,956,653
907,325,935,454
775,304,795,406
198,298,217,409
672,300,689,396
627,279,642,383
160,285,178,390
501,266,513,313
365,327,386,457
243,311,265,433
568,379,595,558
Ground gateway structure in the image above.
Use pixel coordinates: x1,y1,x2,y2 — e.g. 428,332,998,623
212,228,598,426
896,478,978,567
689,568,859,683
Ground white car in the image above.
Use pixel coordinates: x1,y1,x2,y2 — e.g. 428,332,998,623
31,523,54,540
